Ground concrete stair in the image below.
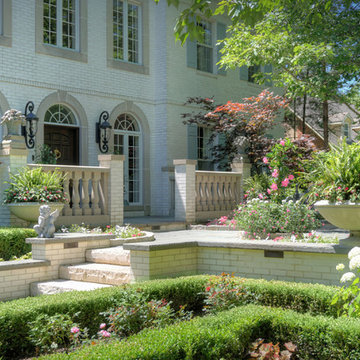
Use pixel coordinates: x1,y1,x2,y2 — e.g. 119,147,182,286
59,263,131,285
31,246,132,296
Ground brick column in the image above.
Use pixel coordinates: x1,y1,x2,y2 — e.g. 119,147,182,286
231,155,251,200
0,136,29,226
173,159,197,223
98,154,125,225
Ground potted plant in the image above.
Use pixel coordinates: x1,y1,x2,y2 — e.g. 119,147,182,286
0,109,25,136
4,167,67,222
301,140,360,247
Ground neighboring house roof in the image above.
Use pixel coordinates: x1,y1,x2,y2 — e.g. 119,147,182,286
290,99,360,146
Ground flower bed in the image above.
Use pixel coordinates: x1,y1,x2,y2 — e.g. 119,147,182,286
41,304,360,360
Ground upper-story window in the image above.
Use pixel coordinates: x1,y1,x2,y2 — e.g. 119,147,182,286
113,0,141,64
197,21,213,73
43,0,79,50
0,0,11,47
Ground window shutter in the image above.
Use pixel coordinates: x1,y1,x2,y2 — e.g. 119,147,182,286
239,65,248,81
186,38,197,69
187,123,198,160
263,64,273,86
216,22,227,75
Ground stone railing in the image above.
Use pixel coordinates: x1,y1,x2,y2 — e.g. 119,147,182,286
28,155,125,226
173,159,242,222
195,170,242,220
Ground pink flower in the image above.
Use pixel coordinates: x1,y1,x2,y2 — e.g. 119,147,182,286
99,330,111,338
100,323,106,329
315,193,319,197
71,327,80,334
258,193,264,199
288,174,294,180
281,178,290,187
272,169,279,178
263,157,269,164
267,188,271,194
337,187,341,190
270,183,278,191
286,209,290,213
280,140,285,146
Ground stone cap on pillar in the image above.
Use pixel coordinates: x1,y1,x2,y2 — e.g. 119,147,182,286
98,154,125,162
173,159,197,166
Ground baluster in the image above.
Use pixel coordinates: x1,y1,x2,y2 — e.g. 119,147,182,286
224,177,231,210
220,176,226,210
195,174,201,212
91,172,101,215
100,172,109,215
82,171,91,215
212,175,220,211
72,171,82,215
208,175,215,211
62,172,72,216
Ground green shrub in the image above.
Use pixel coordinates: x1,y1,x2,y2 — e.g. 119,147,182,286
0,276,339,359
0,228,36,260
234,199,321,239
40,305,360,360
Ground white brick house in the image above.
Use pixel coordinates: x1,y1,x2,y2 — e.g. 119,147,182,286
0,0,280,220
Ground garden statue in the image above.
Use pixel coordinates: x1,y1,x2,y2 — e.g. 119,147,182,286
33,205,59,238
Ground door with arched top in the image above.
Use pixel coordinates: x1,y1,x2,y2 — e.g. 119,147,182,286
43,104,79,165
113,113,142,205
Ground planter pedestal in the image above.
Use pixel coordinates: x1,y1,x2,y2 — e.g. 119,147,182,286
315,200,360,249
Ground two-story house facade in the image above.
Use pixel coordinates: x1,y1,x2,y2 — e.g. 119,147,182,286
0,0,277,219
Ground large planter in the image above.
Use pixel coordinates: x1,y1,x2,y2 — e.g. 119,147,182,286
7,202,64,222
315,200,360,248
4,119,23,136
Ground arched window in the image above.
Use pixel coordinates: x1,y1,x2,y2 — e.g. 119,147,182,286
114,113,142,205
44,104,77,125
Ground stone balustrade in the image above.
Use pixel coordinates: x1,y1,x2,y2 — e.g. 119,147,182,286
173,159,242,222
28,154,124,226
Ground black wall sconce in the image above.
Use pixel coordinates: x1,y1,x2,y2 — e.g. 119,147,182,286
21,101,38,149
96,111,112,153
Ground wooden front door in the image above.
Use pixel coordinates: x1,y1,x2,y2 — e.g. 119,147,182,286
44,125,79,165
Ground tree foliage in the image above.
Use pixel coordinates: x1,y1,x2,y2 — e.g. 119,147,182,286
182,90,289,169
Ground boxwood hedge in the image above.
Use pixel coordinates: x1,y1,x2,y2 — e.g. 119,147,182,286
0,275,340,359
0,227,36,260
42,305,360,360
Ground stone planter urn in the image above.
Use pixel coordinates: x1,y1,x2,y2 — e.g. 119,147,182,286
314,200,360,248
1,109,25,136
8,202,64,223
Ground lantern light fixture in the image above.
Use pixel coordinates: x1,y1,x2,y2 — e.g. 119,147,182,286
21,101,38,149
96,111,112,153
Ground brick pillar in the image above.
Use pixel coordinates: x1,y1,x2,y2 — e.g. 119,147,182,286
98,154,124,225
173,159,197,223
0,136,29,226
231,155,251,201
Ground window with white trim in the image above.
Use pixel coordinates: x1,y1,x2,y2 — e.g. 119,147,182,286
197,126,214,170
43,0,79,50
44,104,77,126
197,20,213,73
113,0,141,64
248,65,261,83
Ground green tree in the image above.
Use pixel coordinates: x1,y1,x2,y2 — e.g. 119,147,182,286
157,0,360,148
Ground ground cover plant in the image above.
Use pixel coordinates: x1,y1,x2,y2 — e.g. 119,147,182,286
0,275,342,359
0,227,36,260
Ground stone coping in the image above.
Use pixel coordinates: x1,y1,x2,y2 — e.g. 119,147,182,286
26,233,115,244
0,259,50,271
123,238,347,254
26,231,155,245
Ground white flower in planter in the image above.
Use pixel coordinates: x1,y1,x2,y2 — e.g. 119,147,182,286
349,255,360,271
348,247,360,260
336,263,345,271
340,272,356,283
0,109,25,124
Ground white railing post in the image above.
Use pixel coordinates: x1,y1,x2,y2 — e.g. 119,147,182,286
231,155,250,200
173,159,197,223
98,154,125,225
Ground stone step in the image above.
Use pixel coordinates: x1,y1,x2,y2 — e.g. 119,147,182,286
31,279,112,296
60,263,131,285
86,246,130,266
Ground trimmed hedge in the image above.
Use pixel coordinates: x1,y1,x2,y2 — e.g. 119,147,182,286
43,305,360,360
0,276,340,359
0,228,36,260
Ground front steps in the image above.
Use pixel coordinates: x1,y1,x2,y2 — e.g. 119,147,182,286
31,245,131,296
